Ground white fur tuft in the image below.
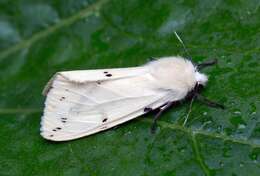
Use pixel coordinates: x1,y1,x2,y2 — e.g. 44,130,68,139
195,72,208,85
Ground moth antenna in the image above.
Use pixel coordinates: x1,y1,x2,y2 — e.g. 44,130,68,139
174,31,193,61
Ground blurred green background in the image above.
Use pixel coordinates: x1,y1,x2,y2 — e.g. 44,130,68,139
0,0,259,175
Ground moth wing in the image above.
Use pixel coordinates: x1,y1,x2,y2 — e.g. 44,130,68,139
43,66,147,95
41,69,175,141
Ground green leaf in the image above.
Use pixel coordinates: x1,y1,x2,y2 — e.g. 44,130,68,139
0,0,259,175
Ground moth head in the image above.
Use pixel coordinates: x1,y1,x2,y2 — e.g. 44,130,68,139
194,59,217,86
195,71,208,86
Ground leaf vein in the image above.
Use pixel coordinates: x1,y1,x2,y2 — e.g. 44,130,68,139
0,0,109,60
191,134,211,176
141,119,260,148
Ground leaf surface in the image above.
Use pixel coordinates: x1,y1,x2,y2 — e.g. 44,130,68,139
0,0,259,175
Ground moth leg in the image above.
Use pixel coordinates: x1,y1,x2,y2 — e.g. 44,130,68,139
197,59,217,70
196,94,225,109
151,102,174,134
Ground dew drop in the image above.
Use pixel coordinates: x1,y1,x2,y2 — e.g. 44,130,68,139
94,11,100,17
251,111,256,115
219,161,224,167
105,36,111,41
238,124,246,129
180,148,186,153
177,146,186,153
234,111,241,115
217,125,222,131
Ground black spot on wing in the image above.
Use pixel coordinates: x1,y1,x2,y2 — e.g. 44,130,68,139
102,118,108,123
103,71,112,77
59,96,66,101
52,127,62,132
61,117,67,123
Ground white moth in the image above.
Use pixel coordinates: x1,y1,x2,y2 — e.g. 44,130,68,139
40,56,210,141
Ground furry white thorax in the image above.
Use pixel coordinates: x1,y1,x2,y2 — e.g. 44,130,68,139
147,56,208,93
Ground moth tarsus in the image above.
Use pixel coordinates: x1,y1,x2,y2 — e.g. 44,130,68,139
196,94,225,109
150,101,174,134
